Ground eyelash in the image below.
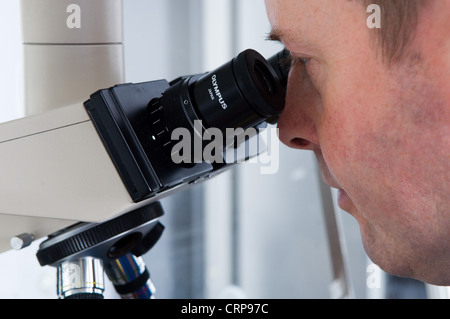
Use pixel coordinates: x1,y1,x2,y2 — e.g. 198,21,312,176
281,52,310,70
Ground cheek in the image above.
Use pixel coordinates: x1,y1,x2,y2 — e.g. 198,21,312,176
314,61,385,179
317,83,403,216
319,71,447,220
317,90,376,182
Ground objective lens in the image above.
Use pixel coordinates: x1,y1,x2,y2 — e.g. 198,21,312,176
57,257,105,299
104,253,155,299
148,49,285,163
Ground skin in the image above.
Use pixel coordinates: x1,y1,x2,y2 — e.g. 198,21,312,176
265,0,450,285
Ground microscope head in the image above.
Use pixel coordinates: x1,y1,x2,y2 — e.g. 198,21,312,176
0,48,289,298
0,49,288,250
84,48,285,203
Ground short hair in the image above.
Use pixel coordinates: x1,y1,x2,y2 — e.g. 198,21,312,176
363,0,427,66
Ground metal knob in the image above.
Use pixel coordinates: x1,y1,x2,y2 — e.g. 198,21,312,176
10,233,34,250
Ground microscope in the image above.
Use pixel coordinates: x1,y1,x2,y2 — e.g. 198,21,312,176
37,48,288,299
0,0,289,298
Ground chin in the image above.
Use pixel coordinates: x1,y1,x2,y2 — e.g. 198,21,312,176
358,219,450,285
357,218,415,279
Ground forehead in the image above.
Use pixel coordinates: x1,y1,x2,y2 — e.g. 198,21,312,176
265,0,328,25
265,0,363,51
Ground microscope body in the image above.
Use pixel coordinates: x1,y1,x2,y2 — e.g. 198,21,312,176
1,1,286,275
0,77,268,252
0,0,289,299
0,0,125,253
0,101,134,227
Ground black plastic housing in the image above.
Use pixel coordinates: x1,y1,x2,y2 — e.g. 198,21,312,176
84,81,214,202
83,49,287,203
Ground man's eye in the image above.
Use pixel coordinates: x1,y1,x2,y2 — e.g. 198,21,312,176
297,57,310,66
281,53,309,70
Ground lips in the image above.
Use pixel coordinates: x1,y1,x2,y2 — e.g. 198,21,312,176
337,189,352,211
315,153,354,212
321,176,353,212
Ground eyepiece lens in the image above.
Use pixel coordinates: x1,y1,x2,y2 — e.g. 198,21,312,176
253,60,276,97
148,49,286,164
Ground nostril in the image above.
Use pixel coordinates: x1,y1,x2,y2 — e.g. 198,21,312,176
291,137,310,148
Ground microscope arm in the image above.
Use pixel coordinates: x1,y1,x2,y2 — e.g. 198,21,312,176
0,100,205,253
0,0,125,253
0,103,136,223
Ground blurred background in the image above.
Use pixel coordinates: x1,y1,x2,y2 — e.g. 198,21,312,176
0,0,441,299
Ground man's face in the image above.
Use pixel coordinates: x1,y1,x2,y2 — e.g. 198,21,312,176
265,0,450,284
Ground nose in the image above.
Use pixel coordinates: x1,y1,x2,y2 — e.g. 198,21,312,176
277,68,320,151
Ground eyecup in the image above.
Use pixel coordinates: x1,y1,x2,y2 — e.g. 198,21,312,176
233,49,285,118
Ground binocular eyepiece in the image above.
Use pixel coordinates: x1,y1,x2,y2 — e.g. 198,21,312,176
84,48,290,202
148,49,289,163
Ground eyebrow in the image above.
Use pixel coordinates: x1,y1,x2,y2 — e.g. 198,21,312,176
266,28,283,42
266,28,314,54
266,28,305,47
